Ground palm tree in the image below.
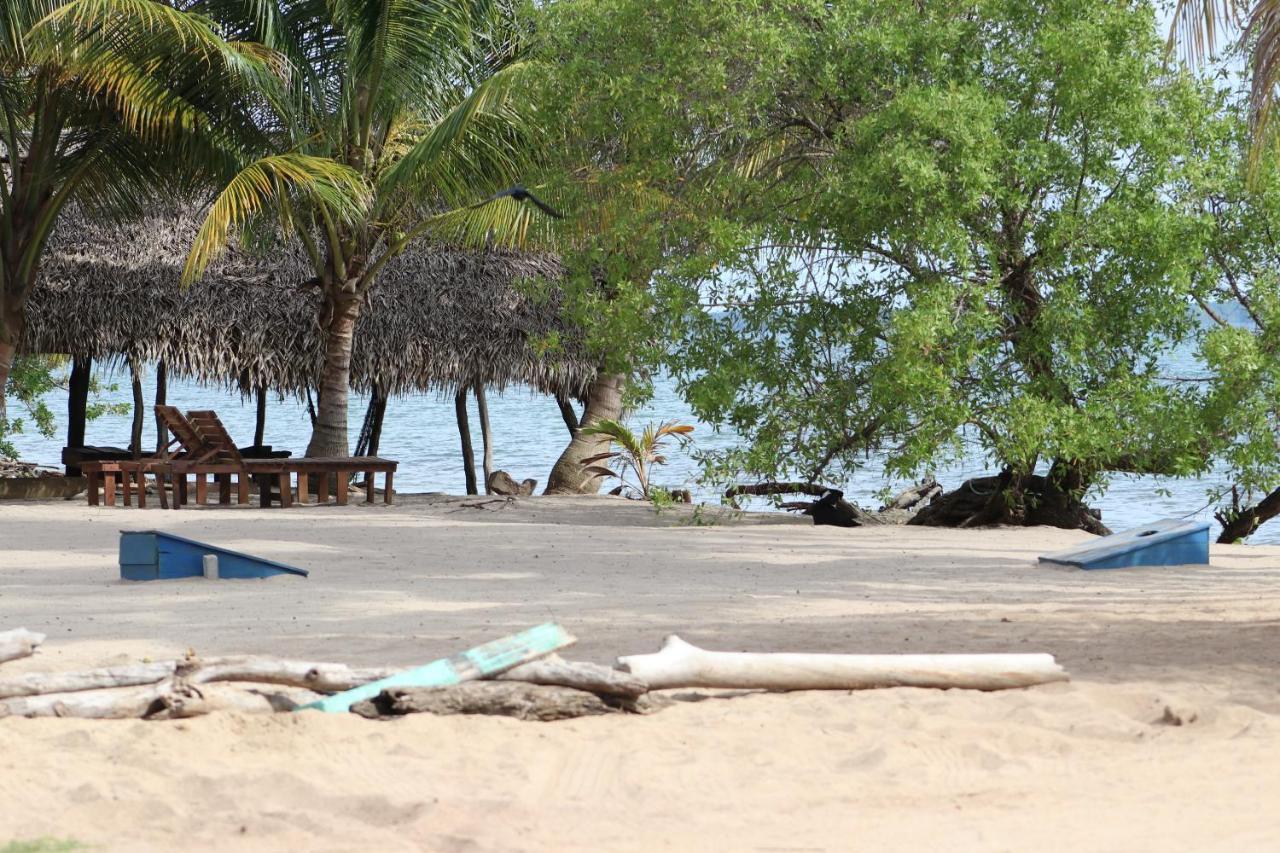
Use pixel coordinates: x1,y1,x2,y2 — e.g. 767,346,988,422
183,0,553,458
0,0,284,423
1171,1,1280,153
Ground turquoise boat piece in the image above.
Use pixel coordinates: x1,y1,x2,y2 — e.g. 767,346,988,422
119,530,309,581
1038,519,1210,570
299,622,576,713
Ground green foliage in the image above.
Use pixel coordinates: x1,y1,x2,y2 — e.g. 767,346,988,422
538,0,1238,507
2,356,128,459
185,0,554,452
1188,79,1280,533
579,419,694,500
0,839,84,853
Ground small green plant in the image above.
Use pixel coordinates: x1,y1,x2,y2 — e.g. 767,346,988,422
2,839,85,853
580,419,694,501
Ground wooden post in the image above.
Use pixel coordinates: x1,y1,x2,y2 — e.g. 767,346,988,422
65,356,91,476
369,388,386,457
455,387,478,495
153,358,167,455
128,357,144,459
475,383,493,494
254,386,267,448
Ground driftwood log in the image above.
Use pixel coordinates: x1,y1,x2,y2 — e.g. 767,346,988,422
497,655,648,698
352,682,618,721
881,477,942,511
0,656,397,700
0,651,648,719
0,628,45,664
2,679,322,719
616,635,1069,691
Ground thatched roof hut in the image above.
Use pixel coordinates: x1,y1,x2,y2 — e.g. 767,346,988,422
23,209,594,398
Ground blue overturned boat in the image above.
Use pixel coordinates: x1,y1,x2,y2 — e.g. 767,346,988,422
119,530,309,581
1038,519,1210,570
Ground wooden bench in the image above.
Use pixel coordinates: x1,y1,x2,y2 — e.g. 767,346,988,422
86,406,397,509
83,459,168,508
285,457,396,506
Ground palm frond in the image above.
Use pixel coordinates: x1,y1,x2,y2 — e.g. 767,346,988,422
378,60,539,203
1169,0,1246,64
183,153,368,284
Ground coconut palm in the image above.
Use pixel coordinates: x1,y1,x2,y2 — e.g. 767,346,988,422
181,0,555,458
1171,1,1280,153
579,419,694,500
0,0,300,423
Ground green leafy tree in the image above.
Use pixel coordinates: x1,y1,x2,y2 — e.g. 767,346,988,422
185,0,554,458
1189,86,1280,541
0,0,279,422
2,355,128,459
529,0,779,493
535,0,1236,531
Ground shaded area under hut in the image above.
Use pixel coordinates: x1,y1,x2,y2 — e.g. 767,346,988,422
21,209,593,490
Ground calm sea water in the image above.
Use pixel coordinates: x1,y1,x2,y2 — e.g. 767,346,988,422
5,366,1275,544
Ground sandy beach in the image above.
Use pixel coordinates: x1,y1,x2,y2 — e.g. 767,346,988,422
1,497,1278,851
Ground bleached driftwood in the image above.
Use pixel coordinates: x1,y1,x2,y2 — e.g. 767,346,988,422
1,677,324,719
0,661,178,699
147,683,324,719
496,654,648,698
352,682,618,722
616,635,1069,691
188,657,396,692
0,628,45,664
0,656,397,699
2,683,170,719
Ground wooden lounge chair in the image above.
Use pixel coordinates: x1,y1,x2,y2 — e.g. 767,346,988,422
155,405,270,508
181,408,396,507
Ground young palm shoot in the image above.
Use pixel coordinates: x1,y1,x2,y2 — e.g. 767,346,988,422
578,419,693,500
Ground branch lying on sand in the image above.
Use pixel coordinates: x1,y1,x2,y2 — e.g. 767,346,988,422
0,652,648,719
617,635,1070,691
0,655,397,699
0,628,45,665
353,682,619,721
724,481,831,499
498,654,648,698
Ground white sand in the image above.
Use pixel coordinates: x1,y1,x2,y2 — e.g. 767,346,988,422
1,496,1278,851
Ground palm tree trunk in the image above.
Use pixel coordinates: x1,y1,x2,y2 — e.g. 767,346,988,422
545,373,626,495
305,298,360,458
0,302,23,426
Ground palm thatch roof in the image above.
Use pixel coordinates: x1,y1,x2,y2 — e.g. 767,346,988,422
22,209,594,398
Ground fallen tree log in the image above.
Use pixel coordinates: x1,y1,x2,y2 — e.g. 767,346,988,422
881,477,942,511
725,481,829,499
352,682,618,721
0,628,45,664
0,660,177,699
1,678,323,719
496,655,648,698
0,656,398,699
2,683,169,719
189,657,396,692
616,635,1069,691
